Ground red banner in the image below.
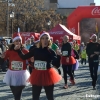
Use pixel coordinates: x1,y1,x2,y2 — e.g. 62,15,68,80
13,32,40,44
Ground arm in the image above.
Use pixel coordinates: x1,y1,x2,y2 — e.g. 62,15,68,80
16,49,34,60
67,43,71,57
74,50,79,59
86,43,92,56
50,49,61,68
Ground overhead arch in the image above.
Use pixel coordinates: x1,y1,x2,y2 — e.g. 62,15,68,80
67,6,100,36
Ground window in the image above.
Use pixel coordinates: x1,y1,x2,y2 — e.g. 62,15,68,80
50,0,57,3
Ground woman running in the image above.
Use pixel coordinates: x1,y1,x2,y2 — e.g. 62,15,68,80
1,33,30,100
14,31,62,100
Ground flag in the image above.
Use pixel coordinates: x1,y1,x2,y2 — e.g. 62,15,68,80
95,22,98,34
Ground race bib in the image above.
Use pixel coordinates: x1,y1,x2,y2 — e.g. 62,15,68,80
11,61,23,70
62,51,68,56
34,60,47,70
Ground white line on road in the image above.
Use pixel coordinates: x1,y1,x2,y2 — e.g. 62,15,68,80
0,92,12,94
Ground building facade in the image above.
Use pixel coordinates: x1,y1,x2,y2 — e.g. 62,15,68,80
44,0,95,15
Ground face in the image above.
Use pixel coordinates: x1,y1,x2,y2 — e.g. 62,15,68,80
40,35,49,47
63,35,69,43
31,38,34,42
14,39,21,46
55,40,59,43
92,36,97,42
26,40,31,44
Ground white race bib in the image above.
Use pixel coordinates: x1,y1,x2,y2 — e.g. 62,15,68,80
11,61,23,70
62,51,68,56
34,60,47,70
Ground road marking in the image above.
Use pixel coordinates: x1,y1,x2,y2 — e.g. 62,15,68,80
0,92,12,94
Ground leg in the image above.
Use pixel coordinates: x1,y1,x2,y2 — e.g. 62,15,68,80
84,59,86,65
44,85,54,100
32,85,42,100
1,61,7,72
67,65,75,85
29,66,33,74
88,61,94,81
62,65,67,84
58,68,61,75
81,58,83,65
67,65,74,80
93,62,99,88
10,86,25,100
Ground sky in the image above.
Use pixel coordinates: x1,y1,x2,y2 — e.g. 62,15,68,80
94,0,100,5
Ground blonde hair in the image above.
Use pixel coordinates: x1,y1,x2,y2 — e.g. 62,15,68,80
38,38,52,48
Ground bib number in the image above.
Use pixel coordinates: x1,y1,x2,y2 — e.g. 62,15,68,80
34,60,47,70
62,51,68,56
11,61,23,70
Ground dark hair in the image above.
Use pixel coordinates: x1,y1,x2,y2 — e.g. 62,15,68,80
8,43,24,50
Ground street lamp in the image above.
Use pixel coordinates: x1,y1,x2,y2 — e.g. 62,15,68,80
10,12,14,35
47,20,51,30
6,0,15,37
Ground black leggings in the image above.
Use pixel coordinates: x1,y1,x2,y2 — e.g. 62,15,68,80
89,61,99,86
32,85,54,100
81,58,86,65
29,66,33,74
62,64,74,84
10,86,25,100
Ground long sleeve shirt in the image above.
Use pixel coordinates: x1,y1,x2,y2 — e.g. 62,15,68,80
61,42,71,57
17,47,61,69
4,48,29,70
86,42,100,61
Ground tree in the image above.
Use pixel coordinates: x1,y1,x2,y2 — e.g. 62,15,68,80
0,0,63,36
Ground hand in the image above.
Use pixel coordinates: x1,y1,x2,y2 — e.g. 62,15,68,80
14,45,20,50
94,52,100,55
66,57,69,63
30,57,34,62
56,49,62,56
90,54,95,58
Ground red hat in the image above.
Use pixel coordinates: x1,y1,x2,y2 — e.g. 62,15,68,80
39,31,50,40
13,33,22,42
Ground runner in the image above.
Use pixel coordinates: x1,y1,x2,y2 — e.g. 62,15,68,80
86,34,100,89
14,31,62,100
61,35,76,89
1,33,30,100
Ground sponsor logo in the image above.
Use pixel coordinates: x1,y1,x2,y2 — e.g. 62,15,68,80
21,33,31,36
91,7,100,15
49,31,63,34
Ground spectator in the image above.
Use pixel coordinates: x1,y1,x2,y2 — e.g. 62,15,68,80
25,38,31,50
81,46,87,65
30,35,35,45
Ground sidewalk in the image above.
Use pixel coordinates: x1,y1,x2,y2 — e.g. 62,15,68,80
0,64,100,100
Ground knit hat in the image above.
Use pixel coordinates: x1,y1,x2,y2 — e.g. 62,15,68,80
13,33,22,42
39,31,50,40
90,34,97,39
